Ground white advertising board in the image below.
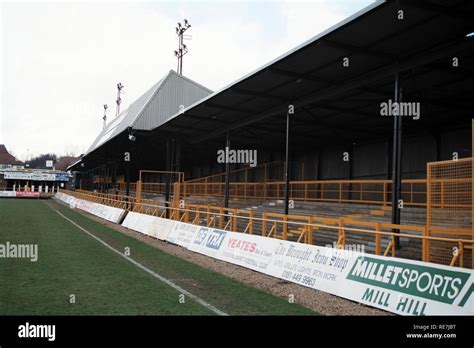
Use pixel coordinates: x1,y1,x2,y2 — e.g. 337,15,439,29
211,229,275,273
57,192,77,207
123,213,152,237
149,216,175,240
121,212,142,232
5,172,68,181
166,222,201,249
265,239,474,316
121,212,175,240
162,221,474,316
55,193,125,224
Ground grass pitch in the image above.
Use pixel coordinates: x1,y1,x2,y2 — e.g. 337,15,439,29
0,199,316,315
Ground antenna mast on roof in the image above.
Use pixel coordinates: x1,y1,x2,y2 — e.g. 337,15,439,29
103,104,108,129
116,82,124,117
174,19,191,75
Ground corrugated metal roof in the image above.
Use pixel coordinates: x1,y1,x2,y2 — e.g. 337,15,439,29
156,0,474,146
85,70,212,155
161,0,386,127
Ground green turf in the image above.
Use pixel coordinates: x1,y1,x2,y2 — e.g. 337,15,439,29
0,199,317,315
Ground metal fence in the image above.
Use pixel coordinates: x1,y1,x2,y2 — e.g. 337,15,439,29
427,157,473,268
63,188,474,268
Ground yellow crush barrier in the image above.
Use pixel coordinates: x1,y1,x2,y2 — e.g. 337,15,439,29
60,188,474,269
180,179,428,206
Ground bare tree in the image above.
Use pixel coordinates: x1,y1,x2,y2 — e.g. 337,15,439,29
63,145,81,157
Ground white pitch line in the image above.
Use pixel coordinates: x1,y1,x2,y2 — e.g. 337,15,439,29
48,203,228,316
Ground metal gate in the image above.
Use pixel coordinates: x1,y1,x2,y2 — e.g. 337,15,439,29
427,157,473,268
136,170,184,209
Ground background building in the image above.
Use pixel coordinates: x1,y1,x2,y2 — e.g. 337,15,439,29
0,144,24,170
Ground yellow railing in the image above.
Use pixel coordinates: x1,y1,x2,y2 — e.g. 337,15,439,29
60,189,474,268
427,157,473,269
114,178,427,206
71,189,164,211
182,179,428,206
94,157,469,210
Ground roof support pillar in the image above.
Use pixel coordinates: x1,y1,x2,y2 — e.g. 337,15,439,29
113,160,118,194
104,155,108,193
165,138,172,218
224,130,231,209
284,106,292,215
391,73,403,249
126,158,130,198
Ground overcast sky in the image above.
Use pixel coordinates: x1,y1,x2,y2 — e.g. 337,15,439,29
1,0,372,161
